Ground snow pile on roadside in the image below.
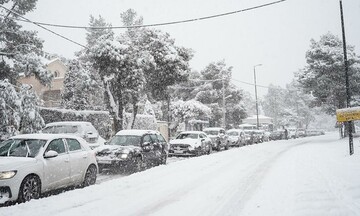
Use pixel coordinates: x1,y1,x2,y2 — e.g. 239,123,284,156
1,133,359,216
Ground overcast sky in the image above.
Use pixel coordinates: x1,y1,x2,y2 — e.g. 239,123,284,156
21,0,360,97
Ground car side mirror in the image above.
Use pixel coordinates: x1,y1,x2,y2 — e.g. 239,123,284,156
44,150,58,159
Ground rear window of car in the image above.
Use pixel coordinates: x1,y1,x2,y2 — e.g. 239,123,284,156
43,125,79,134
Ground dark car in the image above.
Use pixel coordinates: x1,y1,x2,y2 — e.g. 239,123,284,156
269,130,285,141
95,130,168,173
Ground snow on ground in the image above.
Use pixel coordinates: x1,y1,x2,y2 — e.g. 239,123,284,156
1,132,360,216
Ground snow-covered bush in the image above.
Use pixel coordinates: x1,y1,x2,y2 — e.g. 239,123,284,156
39,107,112,139
123,113,157,131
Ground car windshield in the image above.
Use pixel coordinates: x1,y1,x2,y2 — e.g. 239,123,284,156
176,133,198,139
227,131,239,136
108,135,141,146
42,125,79,134
0,139,47,158
204,130,219,136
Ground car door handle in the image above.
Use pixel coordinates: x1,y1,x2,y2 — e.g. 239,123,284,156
82,154,88,158
64,158,70,162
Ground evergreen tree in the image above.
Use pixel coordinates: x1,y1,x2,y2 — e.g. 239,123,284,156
0,0,52,85
296,32,360,114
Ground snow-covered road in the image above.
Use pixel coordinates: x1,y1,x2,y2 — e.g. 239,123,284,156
1,132,360,216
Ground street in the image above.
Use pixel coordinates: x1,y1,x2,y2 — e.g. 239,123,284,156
1,132,359,216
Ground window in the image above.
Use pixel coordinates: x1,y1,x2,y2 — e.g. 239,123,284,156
54,70,60,78
143,135,152,143
150,134,159,143
66,138,82,151
46,139,66,154
157,134,166,142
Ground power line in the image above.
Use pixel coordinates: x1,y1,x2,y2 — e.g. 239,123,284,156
2,0,286,29
0,5,88,49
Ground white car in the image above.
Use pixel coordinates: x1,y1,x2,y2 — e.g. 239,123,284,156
226,129,246,147
41,121,105,149
0,134,98,204
169,131,212,156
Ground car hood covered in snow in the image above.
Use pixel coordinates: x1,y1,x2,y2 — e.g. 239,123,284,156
0,157,38,170
95,144,141,156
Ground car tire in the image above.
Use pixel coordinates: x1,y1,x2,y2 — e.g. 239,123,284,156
82,164,97,187
160,153,167,165
225,142,229,150
207,145,212,155
18,175,41,203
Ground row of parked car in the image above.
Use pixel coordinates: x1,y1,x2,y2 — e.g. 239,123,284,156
0,121,170,205
0,121,325,205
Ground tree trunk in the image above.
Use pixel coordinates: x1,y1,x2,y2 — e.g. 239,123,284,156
131,101,138,129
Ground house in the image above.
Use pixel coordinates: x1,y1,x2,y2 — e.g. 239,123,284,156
18,58,67,107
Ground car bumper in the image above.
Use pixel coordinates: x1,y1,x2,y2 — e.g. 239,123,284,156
0,178,21,204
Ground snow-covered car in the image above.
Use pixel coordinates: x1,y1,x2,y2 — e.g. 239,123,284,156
226,129,246,147
0,134,98,204
95,130,168,173
287,128,299,139
41,121,105,149
269,130,285,141
169,131,212,156
203,127,229,151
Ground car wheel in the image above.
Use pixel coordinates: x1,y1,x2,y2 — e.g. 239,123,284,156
82,164,97,187
225,142,229,150
207,145,212,155
160,153,167,165
18,175,41,203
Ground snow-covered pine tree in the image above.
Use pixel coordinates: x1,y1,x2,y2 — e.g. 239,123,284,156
0,0,52,85
19,84,45,133
0,79,21,139
61,60,97,110
296,32,360,114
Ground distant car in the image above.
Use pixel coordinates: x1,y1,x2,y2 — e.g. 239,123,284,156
287,128,299,139
41,121,105,149
226,129,246,147
0,134,98,204
203,127,229,151
169,131,212,156
95,130,168,173
297,128,306,137
269,130,285,141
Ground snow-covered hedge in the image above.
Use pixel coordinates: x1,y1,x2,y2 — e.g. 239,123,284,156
123,113,157,131
39,107,158,139
39,107,112,139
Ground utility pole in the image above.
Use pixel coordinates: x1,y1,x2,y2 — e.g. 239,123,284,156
253,64,262,130
339,0,353,155
222,73,226,128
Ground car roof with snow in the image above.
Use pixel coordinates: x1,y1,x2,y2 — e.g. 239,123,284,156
9,133,85,140
115,129,160,136
45,121,93,126
178,131,204,134
203,127,225,131
226,129,243,132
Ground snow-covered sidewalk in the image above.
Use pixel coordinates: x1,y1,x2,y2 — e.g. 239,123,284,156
1,132,359,216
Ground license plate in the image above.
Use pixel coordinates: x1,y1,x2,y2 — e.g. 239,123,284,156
98,160,112,164
174,150,183,154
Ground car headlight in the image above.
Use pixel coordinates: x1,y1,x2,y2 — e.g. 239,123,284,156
0,170,17,179
117,153,128,159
